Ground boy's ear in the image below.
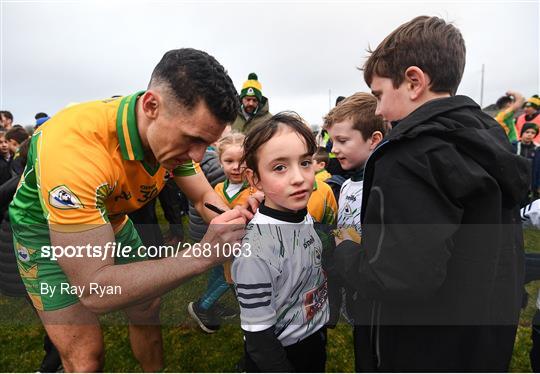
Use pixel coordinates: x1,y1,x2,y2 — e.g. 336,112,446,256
404,66,429,101
245,168,262,190
369,131,384,150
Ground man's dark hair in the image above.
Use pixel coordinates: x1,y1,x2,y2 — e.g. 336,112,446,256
335,96,346,106
496,95,514,110
363,16,466,95
5,126,29,144
242,111,317,176
1,111,13,121
35,112,48,120
149,48,239,124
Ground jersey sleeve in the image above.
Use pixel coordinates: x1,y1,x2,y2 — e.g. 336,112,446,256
35,131,115,231
172,160,201,177
232,233,277,332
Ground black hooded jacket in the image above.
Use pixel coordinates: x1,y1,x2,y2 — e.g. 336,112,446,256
335,96,530,372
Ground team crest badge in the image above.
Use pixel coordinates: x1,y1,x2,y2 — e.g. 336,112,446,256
17,245,30,262
247,87,255,95
49,185,82,209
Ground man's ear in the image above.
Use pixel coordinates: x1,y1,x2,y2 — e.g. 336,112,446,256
245,168,262,190
404,66,429,101
141,91,160,120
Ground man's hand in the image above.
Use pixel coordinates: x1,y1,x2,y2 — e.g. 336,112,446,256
201,209,247,263
506,90,525,111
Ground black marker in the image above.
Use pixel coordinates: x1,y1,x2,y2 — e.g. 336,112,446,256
204,202,226,215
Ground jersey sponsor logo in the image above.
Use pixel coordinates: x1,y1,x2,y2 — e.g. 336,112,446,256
49,185,82,209
114,191,132,201
304,280,328,321
303,234,315,249
345,194,357,202
137,184,158,203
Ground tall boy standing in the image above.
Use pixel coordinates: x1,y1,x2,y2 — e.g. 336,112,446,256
335,16,530,371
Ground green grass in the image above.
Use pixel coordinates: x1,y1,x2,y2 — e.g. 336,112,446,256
0,210,538,372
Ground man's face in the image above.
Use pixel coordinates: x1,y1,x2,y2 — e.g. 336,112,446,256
145,99,225,171
242,96,259,115
370,75,414,122
524,105,537,116
521,129,537,144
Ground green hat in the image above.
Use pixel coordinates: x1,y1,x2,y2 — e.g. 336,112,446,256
240,73,263,102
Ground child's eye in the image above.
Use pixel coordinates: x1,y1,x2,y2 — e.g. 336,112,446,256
301,160,313,167
273,165,286,172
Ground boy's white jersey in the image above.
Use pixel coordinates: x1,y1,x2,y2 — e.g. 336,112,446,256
231,208,329,347
338,178,364,233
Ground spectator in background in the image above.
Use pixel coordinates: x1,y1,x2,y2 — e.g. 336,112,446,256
0,111,14,131
313,147,331,183
318,96,351,178
35,112,50,128
5,126,29,157
495,90,525,142
516,95,540,145
513,123,539,160
0,131,12,186
513,123,539,204
231,73,272,133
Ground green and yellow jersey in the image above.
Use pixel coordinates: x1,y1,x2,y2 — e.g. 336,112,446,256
9,91,199,310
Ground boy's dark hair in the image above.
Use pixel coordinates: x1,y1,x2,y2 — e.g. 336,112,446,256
363,16,466,96
521,122,539,137
323,92,386,140
35,112,48,120
314,147,329,165
496,95,514,110
242,111,317,176
149,48,239,124
5,126,29,144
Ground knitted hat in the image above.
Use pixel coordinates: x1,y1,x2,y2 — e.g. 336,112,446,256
524,95,540,110
240,73,263,102
521,122,539,137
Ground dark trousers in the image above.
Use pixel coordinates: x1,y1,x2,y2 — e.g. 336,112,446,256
158,178,187,238
244,328,327,372
353,325,377,372
128,199,164,254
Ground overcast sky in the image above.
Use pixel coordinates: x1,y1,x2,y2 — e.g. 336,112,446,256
1,0,538,127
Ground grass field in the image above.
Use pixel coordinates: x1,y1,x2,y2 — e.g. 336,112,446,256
0,208,538,372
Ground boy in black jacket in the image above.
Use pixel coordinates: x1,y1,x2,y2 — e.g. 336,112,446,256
334,16,530,371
